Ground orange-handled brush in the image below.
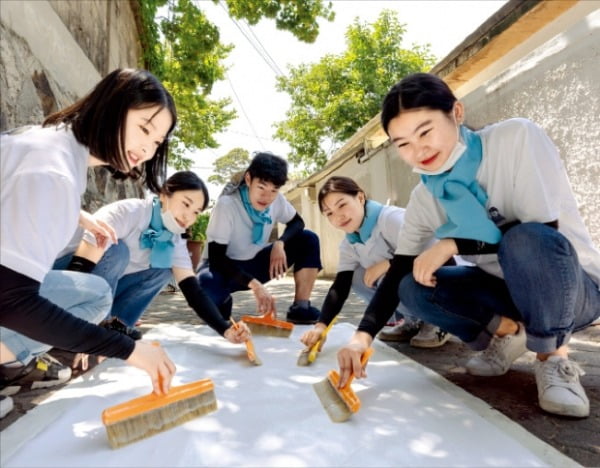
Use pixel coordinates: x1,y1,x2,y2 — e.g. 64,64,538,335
102,379,217,449
313,347,374,423
230,318,262,366
297,315,339,366
241,306,293,338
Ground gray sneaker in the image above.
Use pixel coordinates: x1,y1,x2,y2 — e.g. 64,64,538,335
466,324,527,376
410,323,450,348
377,320,420,342
534,356,589,418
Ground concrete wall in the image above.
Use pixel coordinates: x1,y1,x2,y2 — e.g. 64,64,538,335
291,5,600,277
0,0,145,208
462,8,600,249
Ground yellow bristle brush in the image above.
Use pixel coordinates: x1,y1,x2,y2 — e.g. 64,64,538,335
313,347,374,423
230,317,262,366
297,315,338,366
102,378,217,449
241,306,293,338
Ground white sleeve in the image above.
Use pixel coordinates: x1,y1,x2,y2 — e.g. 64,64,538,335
336,240,360,272
273,193,296,224
171,234,193,270
1,171,80,282
206,197,235,245
508,119,562,223
82,199,146,248
395,186,440,256
379,208,406,252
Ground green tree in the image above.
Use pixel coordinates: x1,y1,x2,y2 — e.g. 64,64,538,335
274,10,436,172
137,0,335,169
208,147,251,185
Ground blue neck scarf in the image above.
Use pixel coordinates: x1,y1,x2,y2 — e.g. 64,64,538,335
139,197,175,268
239,185,272,244
346,200,384,245
421,126,501,244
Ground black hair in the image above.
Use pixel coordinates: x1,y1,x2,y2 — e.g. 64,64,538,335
318,176,366,213
43,68,177,193
381,73,457,135
245,152,288,187
162,171,209,211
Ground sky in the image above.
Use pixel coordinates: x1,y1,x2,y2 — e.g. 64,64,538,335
187,0,508,200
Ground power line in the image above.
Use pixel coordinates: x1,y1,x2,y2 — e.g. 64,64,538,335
218,1,284,77
226,73,265,150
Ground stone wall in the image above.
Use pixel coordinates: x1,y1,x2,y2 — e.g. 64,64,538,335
0,0,145,208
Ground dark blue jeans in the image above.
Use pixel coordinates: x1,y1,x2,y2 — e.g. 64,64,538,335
197,229,322,317
399,223,600,352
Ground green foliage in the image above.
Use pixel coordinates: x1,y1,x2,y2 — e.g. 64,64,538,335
188,211,210,242
208,147,251,185
274,10,436,172
225,0,335,43
137,0,335,170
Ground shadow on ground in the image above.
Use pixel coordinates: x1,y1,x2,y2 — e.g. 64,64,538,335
2,277,599,466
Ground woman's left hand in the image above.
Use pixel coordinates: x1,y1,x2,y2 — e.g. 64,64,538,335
269,240,288,280
412,239,457,287
79,210,117,249
363,260,390,288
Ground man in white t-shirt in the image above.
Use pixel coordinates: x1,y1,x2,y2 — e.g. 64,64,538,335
198,153,322,324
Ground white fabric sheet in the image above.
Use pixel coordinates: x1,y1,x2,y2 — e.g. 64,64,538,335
1,323,578,467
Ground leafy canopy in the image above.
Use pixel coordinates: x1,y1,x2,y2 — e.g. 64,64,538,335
137,0,334,169
274,10,436,172
208,147,251,185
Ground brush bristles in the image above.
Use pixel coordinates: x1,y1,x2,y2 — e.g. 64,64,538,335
105,391,217,449
246,322,292,338
249,354,262,366
313,378,352,423
297,349,311,367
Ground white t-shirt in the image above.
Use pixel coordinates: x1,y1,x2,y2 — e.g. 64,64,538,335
80,197,192,275
396,118,600,288
337,205,405,272
1,125,88,282
204,190,296,261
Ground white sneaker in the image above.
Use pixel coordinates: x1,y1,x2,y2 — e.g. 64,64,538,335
0,394,14,419
466,324,527,376
377,320,420,342
410,323,450,348
534,356,589,418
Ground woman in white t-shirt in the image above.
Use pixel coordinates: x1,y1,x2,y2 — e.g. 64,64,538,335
0,69,177,396
300,176,449,352
198,152,323,324
60,171,249,344
337,73,600,418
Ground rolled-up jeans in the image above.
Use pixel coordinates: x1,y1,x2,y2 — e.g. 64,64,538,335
55,241,172,327
351,266,415,324
398,223,600,352
0,271,112,365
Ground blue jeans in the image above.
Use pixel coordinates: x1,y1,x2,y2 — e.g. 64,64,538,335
351,267,415,324
197,229,322,317
56,241,172,327
0,271,112,364
399,223,600,352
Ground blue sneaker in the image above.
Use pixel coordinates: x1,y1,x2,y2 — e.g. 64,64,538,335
286,304,320,325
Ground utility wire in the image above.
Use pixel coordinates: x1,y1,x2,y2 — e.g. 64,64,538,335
218,1,284,77
226,73,265,150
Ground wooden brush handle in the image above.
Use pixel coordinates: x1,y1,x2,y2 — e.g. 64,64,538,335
230,318,257,361
102,379,214,425
308,316,339,362
343,347,374,389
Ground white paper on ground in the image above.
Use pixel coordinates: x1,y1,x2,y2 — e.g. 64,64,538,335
1,323,579,467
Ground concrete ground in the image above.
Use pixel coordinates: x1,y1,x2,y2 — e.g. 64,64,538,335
2,277,599,466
